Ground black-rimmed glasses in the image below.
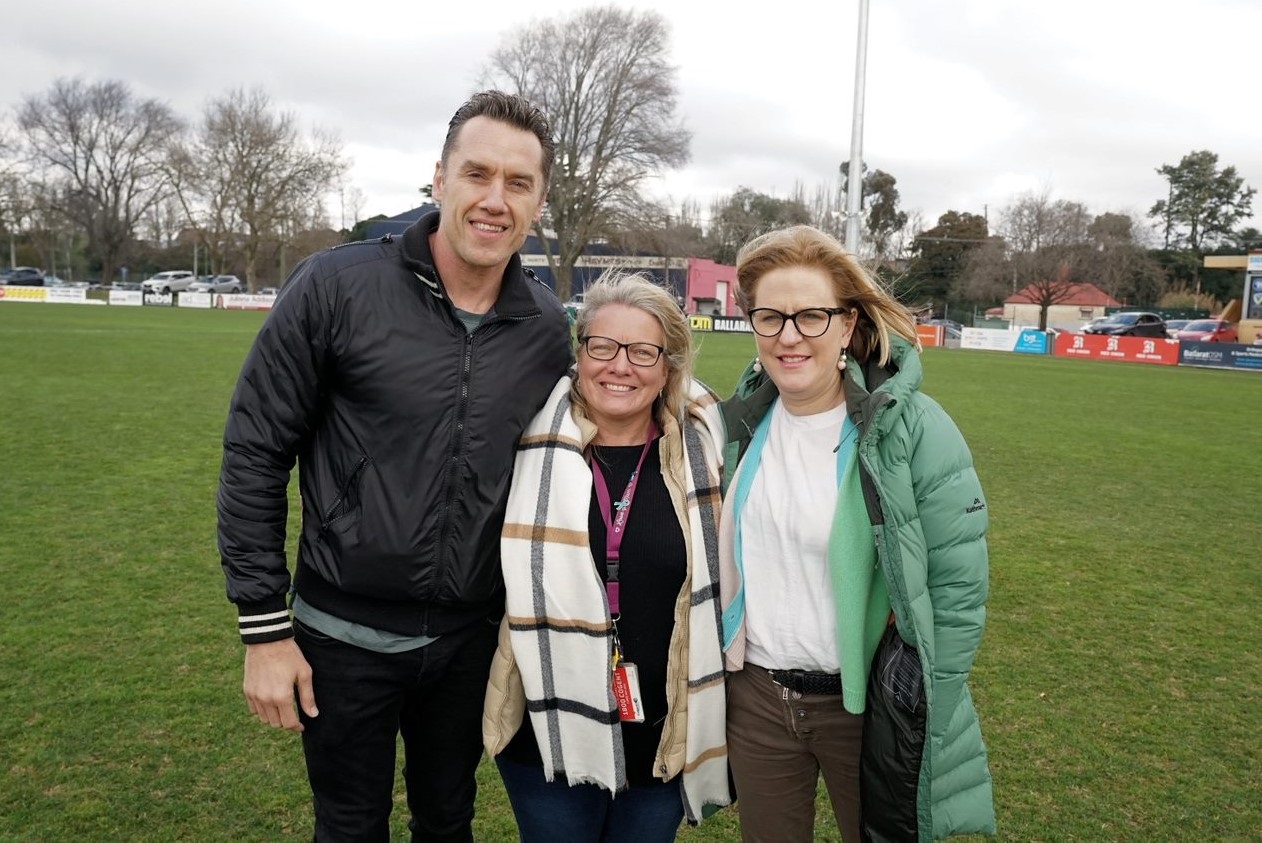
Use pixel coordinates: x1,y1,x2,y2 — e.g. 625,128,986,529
579,335,665,367
746,307,852,338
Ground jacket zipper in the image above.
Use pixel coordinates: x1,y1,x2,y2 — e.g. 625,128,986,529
434,332,476,592
432,312,540,596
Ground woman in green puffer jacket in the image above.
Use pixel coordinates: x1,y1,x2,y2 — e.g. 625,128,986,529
718,225,994,842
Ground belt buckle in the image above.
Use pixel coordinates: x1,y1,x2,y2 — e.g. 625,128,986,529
771,668,807,694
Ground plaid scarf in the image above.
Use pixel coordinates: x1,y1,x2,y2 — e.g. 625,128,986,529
501,376,730,821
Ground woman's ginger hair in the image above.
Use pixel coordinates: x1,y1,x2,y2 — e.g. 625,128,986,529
735,225,919,367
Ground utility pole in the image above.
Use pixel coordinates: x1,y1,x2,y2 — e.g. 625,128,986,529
844,0,870,254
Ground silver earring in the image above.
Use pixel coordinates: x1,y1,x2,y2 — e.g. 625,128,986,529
753,357,763,373
838,349,848,371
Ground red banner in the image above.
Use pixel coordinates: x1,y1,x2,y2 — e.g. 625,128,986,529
1054,332,1179,365
917,324,943,347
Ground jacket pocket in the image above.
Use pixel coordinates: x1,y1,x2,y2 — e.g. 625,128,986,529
319,456,370,533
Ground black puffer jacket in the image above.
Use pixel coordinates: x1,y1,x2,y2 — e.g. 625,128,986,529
218,212,573,643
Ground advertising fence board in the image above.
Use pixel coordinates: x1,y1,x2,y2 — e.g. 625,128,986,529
1178,341,1262,372
1054,332,1179,365
0,286,48,303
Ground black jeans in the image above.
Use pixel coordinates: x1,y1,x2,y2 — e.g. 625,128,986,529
295,617,500,843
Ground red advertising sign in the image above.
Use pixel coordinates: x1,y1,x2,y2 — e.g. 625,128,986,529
916,324,943,348
1054,332,1179,365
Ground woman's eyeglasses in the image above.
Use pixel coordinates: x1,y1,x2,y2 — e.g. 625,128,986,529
579,335,665,367
746,307,852,338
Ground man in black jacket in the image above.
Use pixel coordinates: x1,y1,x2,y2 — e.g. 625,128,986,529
217,90,573,842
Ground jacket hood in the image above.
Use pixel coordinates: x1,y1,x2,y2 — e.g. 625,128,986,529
843,335,922,438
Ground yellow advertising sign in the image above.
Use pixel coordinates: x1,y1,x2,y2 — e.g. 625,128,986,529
0,286,48,302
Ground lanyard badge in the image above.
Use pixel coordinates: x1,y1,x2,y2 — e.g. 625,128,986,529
612,661,645,722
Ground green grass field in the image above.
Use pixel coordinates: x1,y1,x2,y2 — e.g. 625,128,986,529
1,303,1259,842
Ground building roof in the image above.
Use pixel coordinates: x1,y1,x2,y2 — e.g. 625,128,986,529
1005,281,1122,307
363,204,439,239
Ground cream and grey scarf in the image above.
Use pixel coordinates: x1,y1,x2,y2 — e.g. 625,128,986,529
501,376,730,821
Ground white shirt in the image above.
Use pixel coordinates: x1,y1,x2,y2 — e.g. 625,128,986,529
742,400,846,672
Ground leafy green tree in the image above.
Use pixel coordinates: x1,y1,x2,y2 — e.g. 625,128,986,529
1226,226,1262,251
903,210,991,308
1149,149,1255,253
345,214,387,243
704,187,811,264
840,162,909,259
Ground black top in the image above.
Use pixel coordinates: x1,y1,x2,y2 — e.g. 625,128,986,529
219,210,573,643
502,439,687,787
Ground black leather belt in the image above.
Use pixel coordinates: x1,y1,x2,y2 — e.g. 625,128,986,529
768,668,843,696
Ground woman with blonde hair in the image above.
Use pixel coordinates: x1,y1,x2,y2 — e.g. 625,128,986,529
719,225,993,842
485,272,731,841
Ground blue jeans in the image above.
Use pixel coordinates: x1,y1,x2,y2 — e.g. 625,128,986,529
495,756,684,843
295,617,499,842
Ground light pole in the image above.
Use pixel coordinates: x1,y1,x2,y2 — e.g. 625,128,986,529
844,0,870,254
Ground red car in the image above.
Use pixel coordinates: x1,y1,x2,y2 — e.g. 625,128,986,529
1176,319,1238,343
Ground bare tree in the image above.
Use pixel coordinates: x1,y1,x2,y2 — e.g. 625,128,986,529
1081,212,1166,305
483,5,690,299
801,178,847,243
18,78,183,284
169,87,344,288
955,193,1102,328
0,121,30,267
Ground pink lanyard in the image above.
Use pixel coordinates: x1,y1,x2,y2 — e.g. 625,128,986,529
590,421,660,617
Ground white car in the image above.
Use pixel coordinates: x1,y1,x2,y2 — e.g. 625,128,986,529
187,275,244,293
141,270,197,294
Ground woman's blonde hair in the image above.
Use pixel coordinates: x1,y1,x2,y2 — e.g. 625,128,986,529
571,271,693,425
735,225,919,367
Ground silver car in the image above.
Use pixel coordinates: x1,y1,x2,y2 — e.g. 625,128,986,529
187,275,245,294
141,270,197,294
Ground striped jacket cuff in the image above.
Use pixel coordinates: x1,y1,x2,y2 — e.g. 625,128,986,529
238,599,293,645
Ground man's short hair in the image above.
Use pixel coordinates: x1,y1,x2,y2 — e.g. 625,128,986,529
442,90,556,189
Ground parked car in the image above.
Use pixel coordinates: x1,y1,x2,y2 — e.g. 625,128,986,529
1163,319,1191,337
1082,311,1167,337
141,270,196,294
924,318,963,340
1080,316,1111,333
258,286,280,296
112,282,142,292
45,276,88,288
1176,319,1238,343
187,274,244,293
1,266,46,286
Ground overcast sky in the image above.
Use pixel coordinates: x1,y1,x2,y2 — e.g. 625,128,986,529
8,0,1261,238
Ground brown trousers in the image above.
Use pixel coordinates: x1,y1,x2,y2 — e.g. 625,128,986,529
727,665,864,843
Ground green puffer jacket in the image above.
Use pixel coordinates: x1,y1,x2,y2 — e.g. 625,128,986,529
720,336,995,841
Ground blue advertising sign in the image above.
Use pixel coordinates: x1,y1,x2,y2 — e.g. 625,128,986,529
1014,329,1049,355
1178,341,1262,371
